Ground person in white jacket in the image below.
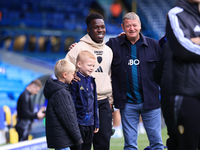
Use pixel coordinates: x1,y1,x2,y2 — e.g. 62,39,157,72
65,12,113,150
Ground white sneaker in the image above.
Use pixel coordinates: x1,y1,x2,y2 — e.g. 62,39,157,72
112,126,123,138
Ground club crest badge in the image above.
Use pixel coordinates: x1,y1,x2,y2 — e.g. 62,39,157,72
97,56,102,64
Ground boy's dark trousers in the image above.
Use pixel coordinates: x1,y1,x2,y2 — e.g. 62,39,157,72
93,99,112,150
70,125,93,150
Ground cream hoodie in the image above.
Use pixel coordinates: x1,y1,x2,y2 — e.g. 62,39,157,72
65,34,113,104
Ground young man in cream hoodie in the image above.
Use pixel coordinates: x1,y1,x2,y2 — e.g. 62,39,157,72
65,12,113,150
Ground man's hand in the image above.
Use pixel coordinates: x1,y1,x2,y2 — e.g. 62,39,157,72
37,107,46,120
110,104,114,114
71,72,81,84
69,42,78,50
110,104,113,110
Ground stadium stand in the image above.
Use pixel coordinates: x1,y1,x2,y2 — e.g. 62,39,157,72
0,50,52,145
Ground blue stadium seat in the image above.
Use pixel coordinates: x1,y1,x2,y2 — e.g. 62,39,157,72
0,107,5,129
0,93,10,100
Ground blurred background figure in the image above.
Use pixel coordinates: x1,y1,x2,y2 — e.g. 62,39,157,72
153,35,178,149
15,79,45,142
109,1,122,23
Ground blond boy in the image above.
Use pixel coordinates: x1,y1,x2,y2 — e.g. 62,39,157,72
43,59,83,150
70,51,99,150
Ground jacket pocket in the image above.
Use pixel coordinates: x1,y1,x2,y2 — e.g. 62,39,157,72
111,59,122,75
147,59,157,80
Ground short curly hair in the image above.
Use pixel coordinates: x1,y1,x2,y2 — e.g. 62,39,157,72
85,12,104,26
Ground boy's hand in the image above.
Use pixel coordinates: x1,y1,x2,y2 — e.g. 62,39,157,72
93,128,99,133
69,42,77,50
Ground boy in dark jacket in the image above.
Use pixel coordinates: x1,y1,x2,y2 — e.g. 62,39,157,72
43,59,83,150
70,51,99,150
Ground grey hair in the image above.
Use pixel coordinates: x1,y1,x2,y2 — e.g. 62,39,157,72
122,12,141,25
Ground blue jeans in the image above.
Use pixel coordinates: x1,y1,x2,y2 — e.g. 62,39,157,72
55,147,70,150
120,103,163,150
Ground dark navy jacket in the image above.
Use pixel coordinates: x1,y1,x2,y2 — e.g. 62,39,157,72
43,78,82,148
70,73,99,128
106,33,161,109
